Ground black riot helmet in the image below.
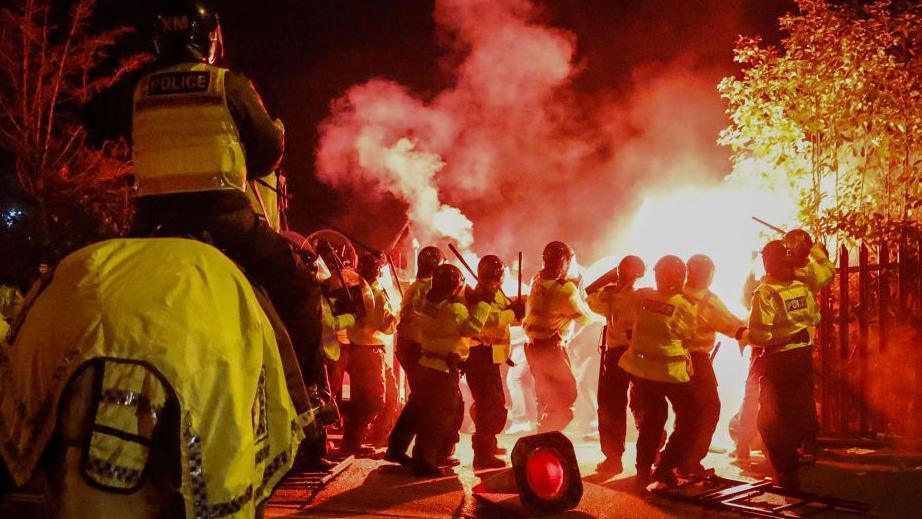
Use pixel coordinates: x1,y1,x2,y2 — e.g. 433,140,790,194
477,255,505,288
762,240,794,280
783,229,813,267
618,255,646,283
429,264,465,302
358,252,387,284
686,254,715,290
542,241,574,278
654,255,686,294
153,0,224,64
417,246,445,279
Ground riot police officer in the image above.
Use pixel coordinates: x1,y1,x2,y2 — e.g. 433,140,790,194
749,240,821,490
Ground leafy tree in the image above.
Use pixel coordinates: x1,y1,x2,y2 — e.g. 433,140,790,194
720,0,922,243
0,0,149,262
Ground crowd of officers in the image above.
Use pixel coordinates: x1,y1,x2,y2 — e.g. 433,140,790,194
313,231,834,491
64,0,838,494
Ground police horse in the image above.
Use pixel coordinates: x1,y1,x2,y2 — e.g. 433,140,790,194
0,238,310,518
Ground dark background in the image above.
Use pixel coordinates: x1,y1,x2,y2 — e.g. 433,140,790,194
105,0,794,228
2,0,796,257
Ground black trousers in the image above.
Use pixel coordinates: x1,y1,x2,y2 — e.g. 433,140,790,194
132,191,324,383
758,346,815,479
411,367,464,469
327,344,387,450
368,365,400,447
633,377,698,472
466,346,508,458
597,347,633,460
525,338,578,433
388,337,422,455
686,351,720,468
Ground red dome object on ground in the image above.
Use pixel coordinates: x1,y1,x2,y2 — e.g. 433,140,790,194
525,447,566,500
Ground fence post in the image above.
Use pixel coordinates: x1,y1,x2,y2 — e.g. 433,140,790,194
878,241,890,434
839,245,850,434
858,243,869,434
899,230,908,314
879,242,890,354
917,237,922,322
820,285,833,434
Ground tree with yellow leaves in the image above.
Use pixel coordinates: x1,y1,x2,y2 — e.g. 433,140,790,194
720,0,922,242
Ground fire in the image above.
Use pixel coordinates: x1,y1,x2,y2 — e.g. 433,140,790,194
316,0,812,449
584,183,799,447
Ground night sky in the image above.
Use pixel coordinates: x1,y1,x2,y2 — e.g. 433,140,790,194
212,0,794,237
8,1,797,248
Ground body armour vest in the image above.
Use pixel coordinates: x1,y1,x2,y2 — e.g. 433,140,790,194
133,62,247,196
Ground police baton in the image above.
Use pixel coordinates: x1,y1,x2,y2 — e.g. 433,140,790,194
709,341,722,363
751,216,785,235
517,251,523,300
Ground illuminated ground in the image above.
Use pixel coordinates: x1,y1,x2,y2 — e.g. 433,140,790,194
2,432,920,517
265,433,922,518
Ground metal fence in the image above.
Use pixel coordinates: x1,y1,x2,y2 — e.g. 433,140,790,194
816,233,922,440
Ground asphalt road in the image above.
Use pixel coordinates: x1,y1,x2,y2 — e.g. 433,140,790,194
265,433,922,518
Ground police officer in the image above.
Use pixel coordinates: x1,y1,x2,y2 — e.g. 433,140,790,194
92,2,324,387
523,241,593,433
619,255,699,489
386,246,445,465
749,240,821,490
586,255,645,476
333,252,397,456
784,229,834,463
410,265,490,476
682,254,748,475
466,255,525,469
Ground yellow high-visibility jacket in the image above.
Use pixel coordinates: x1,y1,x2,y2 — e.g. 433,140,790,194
683,287,746,354
133,63,247,196
748,276,820,353
417,297,491,373
396,277,432,344
469,288,518,364
0,239,302,518
587,284,638,349
524,275,593,342
619,288,698,383
348,281,397,346
320,270,372,361
794,244,836,294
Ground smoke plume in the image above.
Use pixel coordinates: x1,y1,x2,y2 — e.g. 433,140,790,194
316,0,734,261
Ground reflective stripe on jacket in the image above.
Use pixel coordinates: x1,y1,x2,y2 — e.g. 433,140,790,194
0,238,303,517
524,275,592,342
618,288,697,383
748,276,819,353
683,287,745,353
133,62,247,196
587,284,637,349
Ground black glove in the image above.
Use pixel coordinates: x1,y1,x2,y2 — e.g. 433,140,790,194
510,297,526,321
